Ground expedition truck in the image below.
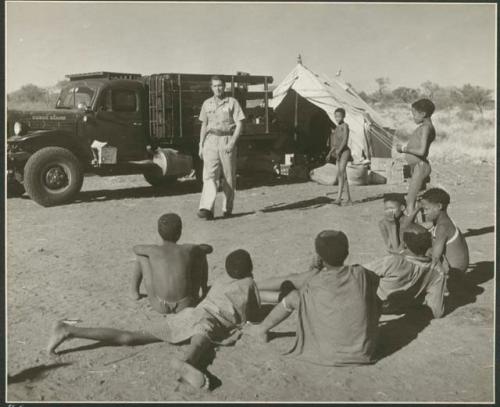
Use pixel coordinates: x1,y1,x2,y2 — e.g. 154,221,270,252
7,71,276,206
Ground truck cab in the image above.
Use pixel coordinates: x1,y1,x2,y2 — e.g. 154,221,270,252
7,71,277,206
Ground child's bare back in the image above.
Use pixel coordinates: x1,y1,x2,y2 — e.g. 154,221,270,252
131,213,211,314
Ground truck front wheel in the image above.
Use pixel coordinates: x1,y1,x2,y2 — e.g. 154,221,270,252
24,147,84,207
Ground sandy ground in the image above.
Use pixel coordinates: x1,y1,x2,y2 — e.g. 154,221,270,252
6,162,495,402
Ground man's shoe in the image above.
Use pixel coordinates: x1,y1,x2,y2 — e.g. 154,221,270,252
197,209,214,220
222,211,232,218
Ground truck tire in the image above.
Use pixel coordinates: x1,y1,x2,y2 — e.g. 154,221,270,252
23,147,84,207
143,170,177,188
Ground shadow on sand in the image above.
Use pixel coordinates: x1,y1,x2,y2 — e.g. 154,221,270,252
462,226,495,238
376,260,494,360
16,174,307,207
8,362,73,384
260,192,385,213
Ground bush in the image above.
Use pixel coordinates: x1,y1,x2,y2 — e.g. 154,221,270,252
456,109,474,122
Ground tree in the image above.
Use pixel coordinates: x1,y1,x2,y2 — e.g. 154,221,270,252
420,81,440,99
392,86,419,103
460,84,493,115
8,84,47,103
375,77,390,98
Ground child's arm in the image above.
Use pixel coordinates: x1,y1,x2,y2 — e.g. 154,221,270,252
336,124,349,156
400,208,420,230
398,126,431,158
132,245,156,257
431,224,448,268
378,220,391,249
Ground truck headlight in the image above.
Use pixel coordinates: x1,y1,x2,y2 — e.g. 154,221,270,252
14,122,23,135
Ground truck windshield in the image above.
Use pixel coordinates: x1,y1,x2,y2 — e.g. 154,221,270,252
56,85,97,109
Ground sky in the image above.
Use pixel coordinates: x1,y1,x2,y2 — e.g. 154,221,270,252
5,2,497,93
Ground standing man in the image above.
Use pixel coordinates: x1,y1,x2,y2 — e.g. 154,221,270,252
197,76,245,220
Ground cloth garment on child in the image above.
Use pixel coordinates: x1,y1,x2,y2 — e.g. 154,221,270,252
146,275,260,344
155,295,194,314
286,265,380,366
363,253,446,318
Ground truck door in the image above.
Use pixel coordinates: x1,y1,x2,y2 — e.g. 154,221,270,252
93,83,148,161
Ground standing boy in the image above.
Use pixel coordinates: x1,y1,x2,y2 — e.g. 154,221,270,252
198,76,246,220
48,249,260,390
326,108,353,206
396,98,436,214
246,230,380,366
131,213,212,314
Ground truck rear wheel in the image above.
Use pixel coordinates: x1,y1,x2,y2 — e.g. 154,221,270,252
143,170,177,188
24,147,84,207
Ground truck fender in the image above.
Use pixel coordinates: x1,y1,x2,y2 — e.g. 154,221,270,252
13,130,92,163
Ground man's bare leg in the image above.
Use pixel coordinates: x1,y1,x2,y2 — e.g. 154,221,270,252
244,290,300,343
171,334,212,390
47,321,161,355
131,260,143,300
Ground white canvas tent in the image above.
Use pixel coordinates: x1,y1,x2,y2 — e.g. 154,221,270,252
270,61,392,161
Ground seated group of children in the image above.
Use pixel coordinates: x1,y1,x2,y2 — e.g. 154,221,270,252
47,187,469,391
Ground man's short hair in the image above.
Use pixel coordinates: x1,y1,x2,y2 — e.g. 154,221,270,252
225,249,253,279
412,98,435,117
383,193,406,207
157,213,182,242
210,75,226,87
421,187,450,210
403,223,432,256
334,108,346,117
314,230,349,267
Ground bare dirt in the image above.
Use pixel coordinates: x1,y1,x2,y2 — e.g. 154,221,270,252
6,162,495,402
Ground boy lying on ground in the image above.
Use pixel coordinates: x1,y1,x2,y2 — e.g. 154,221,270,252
49,249,260,390
131,213,212,314
245,230,381,366
363,223,447,318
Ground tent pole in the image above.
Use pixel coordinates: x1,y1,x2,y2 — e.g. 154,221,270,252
294,91,298,142
264,77,269,133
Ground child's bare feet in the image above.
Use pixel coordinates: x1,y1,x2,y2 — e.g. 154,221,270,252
333,198,342,206
343,200,353,206
131,291,141,301
47,320,71,355
243,322,268,343
171,358,209,390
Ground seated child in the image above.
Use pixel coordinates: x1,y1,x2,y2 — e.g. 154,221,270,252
364,223,447,318
396,98,436,214
378,193,410,253
131,213,212,314
420,188,470,289
48,249,260,390
245,230,380,366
